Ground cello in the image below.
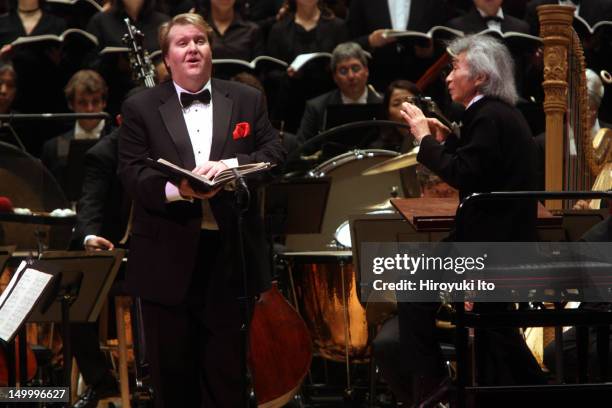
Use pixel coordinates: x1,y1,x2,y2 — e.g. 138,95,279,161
249,282,312,407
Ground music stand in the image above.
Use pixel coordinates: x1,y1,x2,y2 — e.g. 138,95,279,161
0,245,17,384
65,139,98,202
27,250,125,387
264,178,331,236
0,245,16,270
323,103,383,130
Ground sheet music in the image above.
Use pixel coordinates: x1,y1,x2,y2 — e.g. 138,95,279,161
0,267,53,342
0,261,27,309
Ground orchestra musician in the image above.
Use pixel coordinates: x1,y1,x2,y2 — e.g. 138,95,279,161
398,34,545,406
41,70,114,197
117,13,285,407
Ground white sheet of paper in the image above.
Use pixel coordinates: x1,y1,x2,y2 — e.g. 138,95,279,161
289,53,321,71
0,260,27,309
0,267,53,341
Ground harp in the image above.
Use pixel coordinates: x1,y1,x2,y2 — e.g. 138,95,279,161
539,5,611,208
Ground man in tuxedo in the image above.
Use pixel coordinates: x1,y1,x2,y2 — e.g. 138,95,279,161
41,70,113,200
447,0,531,33
118,13,285,408
399,35,544,406
68,87,149,408
447,0,533,97
65,127,126,408
296,42,382,144
347,0,451,89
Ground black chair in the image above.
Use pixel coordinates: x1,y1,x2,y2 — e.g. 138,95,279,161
452,191,612,408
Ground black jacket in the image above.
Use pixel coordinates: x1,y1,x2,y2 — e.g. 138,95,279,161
296,88,383,143
70,129,129,248
417,96,539,241
447,7,530,34
118,79,285,305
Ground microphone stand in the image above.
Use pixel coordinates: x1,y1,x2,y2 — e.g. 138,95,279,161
231,168,253,408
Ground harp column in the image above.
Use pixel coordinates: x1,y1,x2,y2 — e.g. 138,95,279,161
538,5,574,209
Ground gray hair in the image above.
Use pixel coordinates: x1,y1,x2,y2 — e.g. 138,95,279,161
585,69,604,109
447,34,518,105
330,42,368,72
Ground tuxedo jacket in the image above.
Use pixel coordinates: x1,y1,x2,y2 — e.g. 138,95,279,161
70,129,129,248
447,7,532,96
296,88,383,143
447,7,531,34
524,0,612,35
417,97,539,241
118,79,285,305
41,124,114,199
347,0,450,86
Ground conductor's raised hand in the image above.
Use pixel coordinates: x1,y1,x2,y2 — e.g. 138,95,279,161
426,117,451,143
400,102,451,143
400,102,430,142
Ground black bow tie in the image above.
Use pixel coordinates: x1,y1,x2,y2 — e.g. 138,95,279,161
484,16,503,24
180,89,211,108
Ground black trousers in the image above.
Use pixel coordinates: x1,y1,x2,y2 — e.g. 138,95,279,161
372,316,413,404
141,230,252,408
70,322,114,387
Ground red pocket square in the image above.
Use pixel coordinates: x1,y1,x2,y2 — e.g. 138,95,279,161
232,122,250,140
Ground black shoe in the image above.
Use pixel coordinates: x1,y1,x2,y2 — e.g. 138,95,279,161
72,381,119,408
412,376,451,408
72,387,100,408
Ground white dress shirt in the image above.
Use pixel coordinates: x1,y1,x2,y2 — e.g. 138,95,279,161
341,88,369,105
74,119,106,140
477,7,505,33
164,81,238,229
388,0,412,31
466,94,484,110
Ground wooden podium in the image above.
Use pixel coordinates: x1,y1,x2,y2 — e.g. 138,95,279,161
390,197,458,232
390,197,563,232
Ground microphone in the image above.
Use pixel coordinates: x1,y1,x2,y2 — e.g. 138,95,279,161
0,196,14,213
231,168,250,211
231,168,249,193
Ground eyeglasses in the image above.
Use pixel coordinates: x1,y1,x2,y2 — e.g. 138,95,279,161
336,64,363,76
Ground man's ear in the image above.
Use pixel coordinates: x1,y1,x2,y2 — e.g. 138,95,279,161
474,73,487,89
